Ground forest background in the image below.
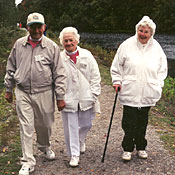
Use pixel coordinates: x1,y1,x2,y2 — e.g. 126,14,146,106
1,0,175,33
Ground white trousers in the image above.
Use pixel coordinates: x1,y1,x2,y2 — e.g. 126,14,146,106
15,88,55,166
61,108,95,157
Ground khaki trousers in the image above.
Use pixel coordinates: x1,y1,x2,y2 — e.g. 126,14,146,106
15,88,55,166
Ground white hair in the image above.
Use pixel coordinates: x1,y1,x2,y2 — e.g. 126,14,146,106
59,27,80,45
136,16,156,36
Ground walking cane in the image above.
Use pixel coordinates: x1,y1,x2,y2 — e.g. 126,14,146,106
101,87,120,163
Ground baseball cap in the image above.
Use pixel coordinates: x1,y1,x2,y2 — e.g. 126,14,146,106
27,12,45,26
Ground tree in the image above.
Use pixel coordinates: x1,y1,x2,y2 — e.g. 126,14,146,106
0,0,17,27
153,0,175,33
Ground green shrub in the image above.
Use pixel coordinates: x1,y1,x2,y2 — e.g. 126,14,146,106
79,43,115,67
162,76,175,103
0,26,27,81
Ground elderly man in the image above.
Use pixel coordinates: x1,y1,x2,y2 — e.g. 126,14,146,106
59,27,101,167
4,12,66,175
111,16,167,161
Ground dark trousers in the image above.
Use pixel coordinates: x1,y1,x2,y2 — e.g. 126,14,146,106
122,105,151,152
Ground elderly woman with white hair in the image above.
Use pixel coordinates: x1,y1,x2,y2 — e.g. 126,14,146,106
59,27,101,167
110,16,167,161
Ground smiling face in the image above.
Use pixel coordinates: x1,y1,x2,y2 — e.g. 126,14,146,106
63,33,78,52
137,25,152,44
27,23,46,40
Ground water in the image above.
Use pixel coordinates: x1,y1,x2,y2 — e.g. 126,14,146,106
80,32,175,77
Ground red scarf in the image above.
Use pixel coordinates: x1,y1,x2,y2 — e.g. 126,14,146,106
28,37,41,48
67,51,79,64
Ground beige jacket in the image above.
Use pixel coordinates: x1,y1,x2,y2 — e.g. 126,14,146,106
4,35,66,100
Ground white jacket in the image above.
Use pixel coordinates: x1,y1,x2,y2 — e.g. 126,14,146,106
61,46,101,112
110,35,167,107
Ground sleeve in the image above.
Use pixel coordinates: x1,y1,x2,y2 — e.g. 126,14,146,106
157,46,168,87
89,53,101,99
110,42,125,85
4,44,17,92
52,45,67,100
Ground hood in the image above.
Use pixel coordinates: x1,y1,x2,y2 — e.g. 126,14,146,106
135,16,156,36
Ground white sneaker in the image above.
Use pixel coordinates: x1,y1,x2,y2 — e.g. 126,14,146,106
122,152,132,161
138,150,148,159
80,142,86,153
69,156,79,167
19,164,34,175
43,148,55,160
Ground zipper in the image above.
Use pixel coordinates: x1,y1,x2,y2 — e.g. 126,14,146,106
138,107,141,110
29,47,34,94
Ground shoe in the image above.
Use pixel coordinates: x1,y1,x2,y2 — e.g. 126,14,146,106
138,150,148,159
43,148,55,160
80,142,86,153
122,152,132,161
69,156,79,167
19,164,34,175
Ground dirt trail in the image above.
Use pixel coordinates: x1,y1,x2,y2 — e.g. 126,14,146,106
31,83,175,175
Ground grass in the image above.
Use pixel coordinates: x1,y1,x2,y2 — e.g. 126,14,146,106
0,27,25,175
150,102,175,154
98,64,112,86
0,89,21,175
0,141,21,175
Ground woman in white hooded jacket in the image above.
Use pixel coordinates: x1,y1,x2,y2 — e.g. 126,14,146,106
110,16,167,161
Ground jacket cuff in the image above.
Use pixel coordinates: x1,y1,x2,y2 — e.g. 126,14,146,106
113,80,121,85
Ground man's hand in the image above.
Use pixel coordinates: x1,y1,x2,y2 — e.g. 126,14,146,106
57,99,66,111
113,84,121,93
5,92,13,103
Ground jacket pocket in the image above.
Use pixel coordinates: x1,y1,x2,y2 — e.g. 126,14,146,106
120,76,137,97
142,79,162,104
35,58,52,84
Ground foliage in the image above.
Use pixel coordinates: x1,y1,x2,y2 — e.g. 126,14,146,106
155,76,175,124
162,76,175,103
0,89,21,174
153,0,175,33
0,0,17,27
79,43,115,67
149,76,175,155
0,90,18,145
0,142,21,175
1,0,175,33
0,26,27,83
0,27,27,174
14,0,175,34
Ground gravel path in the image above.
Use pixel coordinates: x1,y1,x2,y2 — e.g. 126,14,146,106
31,83,175,175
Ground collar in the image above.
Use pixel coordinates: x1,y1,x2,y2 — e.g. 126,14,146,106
29,36,42,42
135,35,153,49
22,34,47,48
64,46,80,61
66,48,78,56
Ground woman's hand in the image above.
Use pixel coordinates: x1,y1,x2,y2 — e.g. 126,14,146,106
113,84,121,93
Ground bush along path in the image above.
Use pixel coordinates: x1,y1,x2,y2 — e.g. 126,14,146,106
29,83,175,175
